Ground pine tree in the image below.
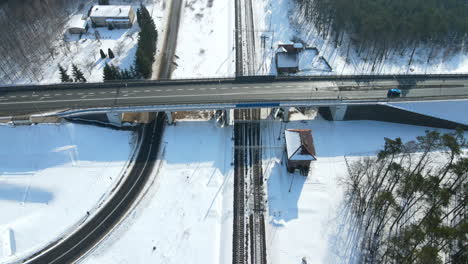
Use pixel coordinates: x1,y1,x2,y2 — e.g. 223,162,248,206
98,0,109,5
72,64,86,82
108,48,115,59
58,64,72,82
134,4,158,79
100,49,107,59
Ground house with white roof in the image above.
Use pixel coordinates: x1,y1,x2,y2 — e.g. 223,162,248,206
275,43,303,74
285,129,316,174
89,5,135,28
67,14,88,34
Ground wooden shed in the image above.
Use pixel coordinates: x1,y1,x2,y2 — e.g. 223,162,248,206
285,129,316,174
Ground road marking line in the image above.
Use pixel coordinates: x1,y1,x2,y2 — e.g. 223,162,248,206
155,90,161,92
21,95,28,98
210,88,217,90
9,96,16,98
44,94,50,96
55,94,62,96
32,94,39,97
145,90,151,92
110,91,117,94
66,93,73,96
78,93,84,95
187,88,194,91
220,87,228,90
177,89,184,91
166,89,173,91
99,92,107,94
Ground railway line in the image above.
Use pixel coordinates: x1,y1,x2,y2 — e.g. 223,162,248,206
233,109,266,264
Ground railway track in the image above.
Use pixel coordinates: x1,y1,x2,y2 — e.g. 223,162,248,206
235,0,256,76
233,109,266,264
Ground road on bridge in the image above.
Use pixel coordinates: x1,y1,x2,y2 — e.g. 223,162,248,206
1,77,468,117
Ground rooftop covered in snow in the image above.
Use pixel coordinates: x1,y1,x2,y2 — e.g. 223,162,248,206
90,5,133,18
285,129,316,161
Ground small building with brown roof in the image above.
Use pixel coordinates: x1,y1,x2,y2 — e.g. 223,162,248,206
285,129,316,174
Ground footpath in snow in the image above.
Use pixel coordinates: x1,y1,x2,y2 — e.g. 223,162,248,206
83,120,234,264
0,123,134,263
261,110,465,263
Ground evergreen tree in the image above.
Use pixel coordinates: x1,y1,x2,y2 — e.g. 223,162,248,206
100,49,107,59
108,48,115,59
58,64,72,82
134,4,158,79
98,0,109,5
71,64,86,82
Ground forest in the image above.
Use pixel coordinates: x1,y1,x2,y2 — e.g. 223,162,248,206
0,0,80,84
296,0,468,69
335,130,467,264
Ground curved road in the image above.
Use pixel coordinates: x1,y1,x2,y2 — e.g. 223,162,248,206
23,113,165,264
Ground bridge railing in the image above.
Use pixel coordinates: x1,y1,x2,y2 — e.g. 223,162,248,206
2,73,468,92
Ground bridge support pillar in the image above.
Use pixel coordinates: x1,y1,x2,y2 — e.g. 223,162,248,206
226,109,234,126
106,112,122,127
283,107,290,122
165,111,174,125
330,105,348,121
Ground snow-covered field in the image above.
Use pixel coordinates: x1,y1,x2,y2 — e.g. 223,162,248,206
172,0,235,78
82,120,233,264
261,109,465,263
17,0,167,84
0,123,134,263
253,0,468,75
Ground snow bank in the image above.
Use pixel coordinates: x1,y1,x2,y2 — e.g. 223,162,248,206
172,0,235,78
386,99,468,125
0,123,133,263
261,112,464,263
82,121,233,264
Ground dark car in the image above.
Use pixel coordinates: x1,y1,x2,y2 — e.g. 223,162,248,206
387,88,402,98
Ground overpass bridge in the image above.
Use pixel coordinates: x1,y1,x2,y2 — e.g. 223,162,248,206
1,74,468,123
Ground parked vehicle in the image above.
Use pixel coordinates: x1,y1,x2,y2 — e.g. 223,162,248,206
387,88,402,98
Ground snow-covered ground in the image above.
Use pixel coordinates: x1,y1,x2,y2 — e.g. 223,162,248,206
261,109,466,263
253,0,468,75
82,120,233,264
172,0,235,78
0,123,134,263
16,0,167,84
385,99,468,125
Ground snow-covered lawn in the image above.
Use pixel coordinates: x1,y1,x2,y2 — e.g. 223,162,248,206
0,123,134,263
261,110,464,263
82,120,233,264
253,0,468,75
172,0,235,78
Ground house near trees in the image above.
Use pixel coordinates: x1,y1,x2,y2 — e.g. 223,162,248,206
89,5,136,29
285,129,316,174
67,15,88,34
275,43,303,74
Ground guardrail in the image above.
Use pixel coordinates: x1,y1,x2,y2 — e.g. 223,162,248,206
2,73,468,92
